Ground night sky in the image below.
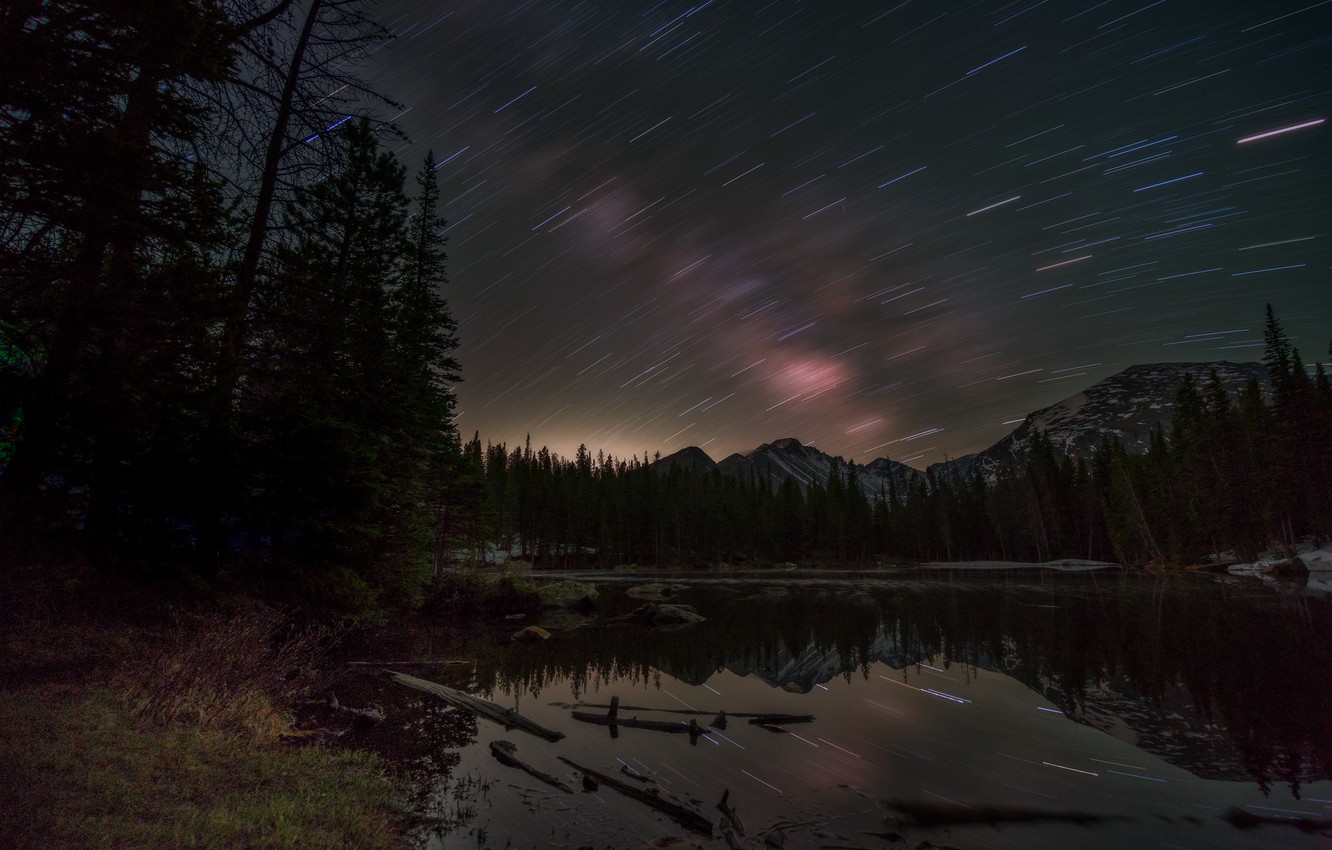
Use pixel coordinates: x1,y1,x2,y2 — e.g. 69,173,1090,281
365,0,1331,468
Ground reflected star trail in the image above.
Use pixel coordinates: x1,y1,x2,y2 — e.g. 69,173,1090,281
367,0,1331,466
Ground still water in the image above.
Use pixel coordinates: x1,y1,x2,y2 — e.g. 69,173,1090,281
345,571,1332,849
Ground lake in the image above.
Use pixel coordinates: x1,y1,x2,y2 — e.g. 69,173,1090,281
341,570,1332,849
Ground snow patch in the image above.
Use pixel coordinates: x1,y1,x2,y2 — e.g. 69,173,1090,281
1297,548,1332,569
1227,545,1331,576
921,559,1118,572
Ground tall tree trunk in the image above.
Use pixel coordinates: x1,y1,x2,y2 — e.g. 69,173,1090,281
1,240,102,502
84,65,160,557
200,0,323,560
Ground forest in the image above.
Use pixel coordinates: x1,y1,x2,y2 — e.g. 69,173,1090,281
3,3,1330,623
1,1,461,611
447,316,1332,570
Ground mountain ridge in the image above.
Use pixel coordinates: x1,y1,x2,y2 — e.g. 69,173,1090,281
654,360,1268,493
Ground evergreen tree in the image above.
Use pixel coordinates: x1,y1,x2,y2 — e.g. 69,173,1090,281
1263,304,1293,402
395,151,463,569
1,0,233,550
246,119,429,609
201,0,397,561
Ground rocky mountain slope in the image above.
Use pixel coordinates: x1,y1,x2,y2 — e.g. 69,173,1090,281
716,438,922,499
655,360,1268,492
657,437,923,499
928,361,1268,483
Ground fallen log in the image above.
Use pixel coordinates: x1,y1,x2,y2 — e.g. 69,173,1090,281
746,714,814,725
570,710,704,734
302,694,384,724
489,740,573,793
621,764,655,784
346,660,472,667
717,789,746,836
387,671,564,741
558,756,713,836
720,818,744,850
572,709,708,743
566,702,814,721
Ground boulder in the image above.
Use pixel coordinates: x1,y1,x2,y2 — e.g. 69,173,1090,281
627,603,705,630
511,625,551,643
626,583,688,601
535,580,599,609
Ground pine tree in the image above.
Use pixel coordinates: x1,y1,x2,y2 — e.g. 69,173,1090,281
395,151,464,570
1262,304,1293,403
201,0,397,562
1,0,233,551
246,119,427,608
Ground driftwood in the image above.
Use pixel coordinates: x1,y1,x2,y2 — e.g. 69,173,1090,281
620,764,655,784
566,702,814,721
303,694,384,724
717,789,746,836
387,671,564,741
489,740,573,793
558,755,713,836
746,714,814,725
720,819,744,850
571,697,707,741
346,660,471,666
571,710,706,735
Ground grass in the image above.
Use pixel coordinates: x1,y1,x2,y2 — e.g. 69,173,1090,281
0,684,405,850
0,553,411,850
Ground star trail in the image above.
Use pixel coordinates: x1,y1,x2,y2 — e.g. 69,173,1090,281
366,0,1331,467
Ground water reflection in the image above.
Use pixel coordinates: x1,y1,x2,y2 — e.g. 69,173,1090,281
345,573,1332,848
471,573,1329,795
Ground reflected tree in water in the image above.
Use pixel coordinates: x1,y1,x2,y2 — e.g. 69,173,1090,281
455,577,1329,793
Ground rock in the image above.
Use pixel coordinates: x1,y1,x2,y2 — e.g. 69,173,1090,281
537,609,592,631
535,580,599,609
627,603,705,630
1271,556,1309,578
577,602,706,631
626,583,688,601
511,625,551,643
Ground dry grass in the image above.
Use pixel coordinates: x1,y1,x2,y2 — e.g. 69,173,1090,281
0,569,409,850
0,683,406,850
123,603,333,742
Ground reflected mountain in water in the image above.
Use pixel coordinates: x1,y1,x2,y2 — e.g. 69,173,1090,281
720,626,1263,783
474,574,1330,794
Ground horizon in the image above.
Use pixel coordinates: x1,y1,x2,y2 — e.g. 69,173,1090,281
466,356,1273,470
368,1,1331,467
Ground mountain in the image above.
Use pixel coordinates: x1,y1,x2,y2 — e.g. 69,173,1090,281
714,633,1266,783
657,437,922,499
654,445,717,473
653,360,1268,493
928,361,1268,483
716,437,923,500
657,628,1267,783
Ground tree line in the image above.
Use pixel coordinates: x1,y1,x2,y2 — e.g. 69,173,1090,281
451,307,1330,568
1,1,460,612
